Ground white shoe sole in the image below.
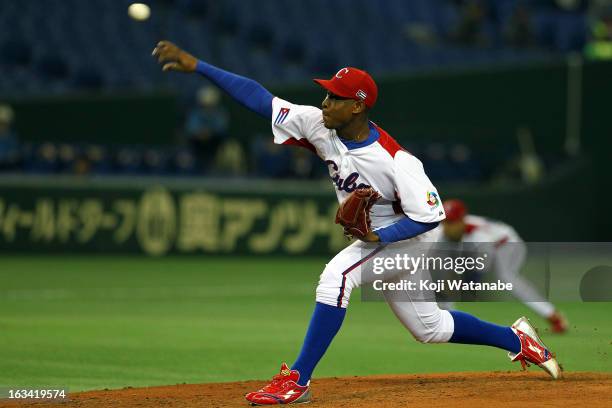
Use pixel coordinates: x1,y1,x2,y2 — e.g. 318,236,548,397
540,357,562,380
249,389,311,406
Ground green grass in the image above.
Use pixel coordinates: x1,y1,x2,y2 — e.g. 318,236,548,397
0,256,610,391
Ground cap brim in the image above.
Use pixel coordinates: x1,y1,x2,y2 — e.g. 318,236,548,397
313,78,353,99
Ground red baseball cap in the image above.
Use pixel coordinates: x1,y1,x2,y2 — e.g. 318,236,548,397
314,67,378,108
443,199,467,222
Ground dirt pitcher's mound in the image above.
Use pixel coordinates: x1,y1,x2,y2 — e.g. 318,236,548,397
2,372,611,408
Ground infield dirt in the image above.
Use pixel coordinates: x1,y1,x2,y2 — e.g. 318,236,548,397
1,372,610,408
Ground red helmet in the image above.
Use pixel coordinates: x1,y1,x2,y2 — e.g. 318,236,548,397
443,199,467,222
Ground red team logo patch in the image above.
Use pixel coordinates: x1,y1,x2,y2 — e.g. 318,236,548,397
275,107,290,124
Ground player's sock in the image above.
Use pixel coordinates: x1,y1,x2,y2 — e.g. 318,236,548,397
291,302,346,386
449,310,521,353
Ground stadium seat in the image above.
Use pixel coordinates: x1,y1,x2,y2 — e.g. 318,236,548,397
0,1,591,95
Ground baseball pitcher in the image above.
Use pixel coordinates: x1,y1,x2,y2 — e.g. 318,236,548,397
153,41,562,406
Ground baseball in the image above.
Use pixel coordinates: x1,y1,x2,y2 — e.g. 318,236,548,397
128,3,150,21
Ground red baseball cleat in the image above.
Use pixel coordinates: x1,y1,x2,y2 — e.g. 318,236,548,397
547,311,569,334
245,363,311,405
508,317,562,379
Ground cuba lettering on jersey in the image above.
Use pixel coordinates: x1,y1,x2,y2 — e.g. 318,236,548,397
270,97,446,230
325,160,370,193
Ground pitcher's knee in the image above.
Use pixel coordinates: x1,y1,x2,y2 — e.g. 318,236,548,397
316,269,356,308
410,309,454,343
413,328,444,343
316,282,352,308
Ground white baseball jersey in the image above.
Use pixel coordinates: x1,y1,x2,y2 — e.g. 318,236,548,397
270,97,455,338
459,215,522,247
271,97,446,231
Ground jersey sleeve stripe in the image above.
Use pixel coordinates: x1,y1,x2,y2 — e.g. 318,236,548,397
281,137,317,154
372,124,406,158
495,236,509,248
464,224,478,234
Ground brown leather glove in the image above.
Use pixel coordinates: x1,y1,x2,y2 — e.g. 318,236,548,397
335,187,381,239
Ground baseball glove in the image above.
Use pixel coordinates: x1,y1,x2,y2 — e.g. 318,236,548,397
335,187,381,239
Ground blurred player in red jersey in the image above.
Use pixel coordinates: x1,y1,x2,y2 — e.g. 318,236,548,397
442,199,568,334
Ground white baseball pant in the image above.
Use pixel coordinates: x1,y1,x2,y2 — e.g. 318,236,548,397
315,226,454,343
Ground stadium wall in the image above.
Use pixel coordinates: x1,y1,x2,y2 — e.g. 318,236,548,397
0,159,600,256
